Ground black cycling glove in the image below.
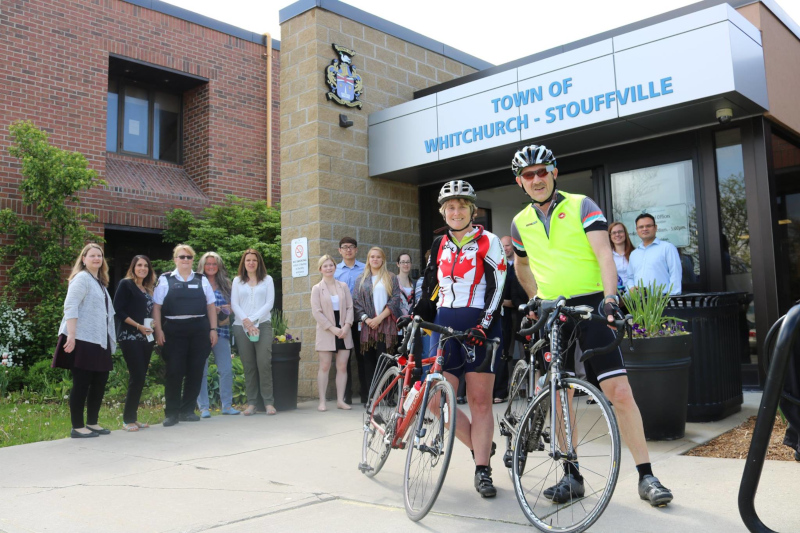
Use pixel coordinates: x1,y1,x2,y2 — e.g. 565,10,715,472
466,325,487,347
603,301,624,321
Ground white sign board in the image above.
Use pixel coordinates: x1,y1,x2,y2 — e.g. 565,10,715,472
291,237,308,278
368,4,767,177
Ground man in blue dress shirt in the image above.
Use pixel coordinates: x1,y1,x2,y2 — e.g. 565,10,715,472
334,237,366,404
626,213,682,295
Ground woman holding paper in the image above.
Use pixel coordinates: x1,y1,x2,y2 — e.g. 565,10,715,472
231,248,276,415
113,255,157,432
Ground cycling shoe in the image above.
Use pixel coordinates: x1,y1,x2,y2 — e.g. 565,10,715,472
474,467,497,498
638,475,673,507
543,474,585,503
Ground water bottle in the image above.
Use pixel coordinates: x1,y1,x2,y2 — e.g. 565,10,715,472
403,381,422,412
534,375,546,397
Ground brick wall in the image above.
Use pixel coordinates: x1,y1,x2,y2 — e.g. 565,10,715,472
0,0,280,284
279,8,477,397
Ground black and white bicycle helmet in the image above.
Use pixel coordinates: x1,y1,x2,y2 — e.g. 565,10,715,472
438,180,477,205
511,144,557,176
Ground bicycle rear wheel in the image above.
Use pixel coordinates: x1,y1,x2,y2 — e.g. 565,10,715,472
504,359,530,477
360,366,400,477
403,379,456,521
512,378,620,533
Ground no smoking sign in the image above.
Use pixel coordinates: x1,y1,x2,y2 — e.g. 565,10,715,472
291,237,308,278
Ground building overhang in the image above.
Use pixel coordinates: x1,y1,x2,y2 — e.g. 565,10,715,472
368,4,769,185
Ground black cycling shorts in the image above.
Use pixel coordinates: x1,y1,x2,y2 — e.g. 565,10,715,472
430,307,502,378
557,293,627,384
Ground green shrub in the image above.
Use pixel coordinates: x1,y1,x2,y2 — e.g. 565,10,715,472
153,197,281,280
24,360,70,400
0,121,104,364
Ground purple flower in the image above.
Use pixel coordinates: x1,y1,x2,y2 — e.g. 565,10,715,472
286,334,293,341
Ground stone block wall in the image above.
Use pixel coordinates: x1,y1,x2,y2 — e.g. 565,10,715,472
279,7,477,396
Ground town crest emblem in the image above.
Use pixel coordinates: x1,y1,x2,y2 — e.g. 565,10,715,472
325,44,363,109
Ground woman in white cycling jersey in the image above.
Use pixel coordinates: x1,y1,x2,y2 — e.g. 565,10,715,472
416,180,506,498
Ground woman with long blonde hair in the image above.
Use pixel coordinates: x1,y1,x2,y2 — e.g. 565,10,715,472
52,243,116,438
311,254,353,411
196,252,240,417
352,247,403,406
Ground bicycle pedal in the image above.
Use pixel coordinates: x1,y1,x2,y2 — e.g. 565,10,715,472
357,462,373,473
503,449,514,469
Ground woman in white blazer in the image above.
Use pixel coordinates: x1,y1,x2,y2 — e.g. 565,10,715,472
311,255,353,411
52,243,116,439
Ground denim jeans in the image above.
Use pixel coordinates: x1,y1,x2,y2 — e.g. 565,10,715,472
197,337,234,410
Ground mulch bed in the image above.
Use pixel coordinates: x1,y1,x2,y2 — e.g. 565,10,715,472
686,415,796,461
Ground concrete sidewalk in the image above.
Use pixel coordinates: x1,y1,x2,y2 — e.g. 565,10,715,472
0,391,797,533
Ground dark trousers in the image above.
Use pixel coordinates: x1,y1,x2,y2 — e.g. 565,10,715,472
346,333,367,403
162,318,211,418
493,309,516,399
120,340,154,424
362,340,386,402
70,368,109,429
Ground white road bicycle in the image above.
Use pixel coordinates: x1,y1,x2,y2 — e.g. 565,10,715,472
504,297,632,533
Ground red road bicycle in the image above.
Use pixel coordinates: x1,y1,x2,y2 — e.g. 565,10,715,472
358,315,500,521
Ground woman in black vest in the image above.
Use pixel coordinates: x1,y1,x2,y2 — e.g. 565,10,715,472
113,255,157,431
152,244,218,427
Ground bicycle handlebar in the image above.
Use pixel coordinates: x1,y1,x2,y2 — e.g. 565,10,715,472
579,314,631,362
517,296,632,362
407,315,501,373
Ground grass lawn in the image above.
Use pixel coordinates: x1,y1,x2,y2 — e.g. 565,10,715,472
0,400,169,448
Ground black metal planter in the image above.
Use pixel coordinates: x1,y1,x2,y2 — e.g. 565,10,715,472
623,334,692,440
272,342,301,411
667,293,745,422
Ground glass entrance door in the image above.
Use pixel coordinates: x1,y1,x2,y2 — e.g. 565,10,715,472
772,132,800,313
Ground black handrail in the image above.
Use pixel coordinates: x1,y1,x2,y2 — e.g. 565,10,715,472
738,303,800,533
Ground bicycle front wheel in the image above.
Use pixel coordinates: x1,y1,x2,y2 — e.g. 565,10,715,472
403,379,456,522
512,378,620,533
360,366,400,478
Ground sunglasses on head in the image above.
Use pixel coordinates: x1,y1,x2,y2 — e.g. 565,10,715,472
177,255,194,260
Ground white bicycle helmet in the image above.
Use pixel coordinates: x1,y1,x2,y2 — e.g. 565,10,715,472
438,180,477,205
511,144,557,176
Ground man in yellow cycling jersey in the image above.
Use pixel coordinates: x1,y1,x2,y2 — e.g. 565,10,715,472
509,144,673,507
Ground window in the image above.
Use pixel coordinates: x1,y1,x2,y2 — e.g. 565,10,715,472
106,79,182,163
611,160,700,288
106,80,118,152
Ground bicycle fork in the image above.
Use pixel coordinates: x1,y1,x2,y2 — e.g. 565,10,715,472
413,373,447,459
547,326,576,463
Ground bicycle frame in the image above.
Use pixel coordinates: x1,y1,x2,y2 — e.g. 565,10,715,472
365,322,450,450
513,301,606,460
